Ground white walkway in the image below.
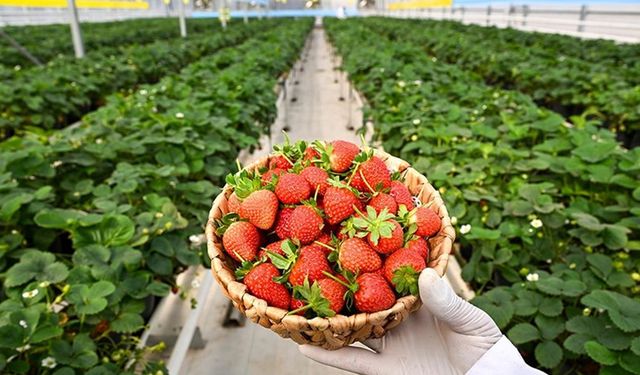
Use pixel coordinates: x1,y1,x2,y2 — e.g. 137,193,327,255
178,21,359,375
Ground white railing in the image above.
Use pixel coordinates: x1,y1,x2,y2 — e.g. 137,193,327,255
363,5,640,43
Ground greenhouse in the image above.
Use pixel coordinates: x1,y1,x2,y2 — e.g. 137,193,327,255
0,0,639,374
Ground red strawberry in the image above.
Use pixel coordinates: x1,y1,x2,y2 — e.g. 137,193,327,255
383,248,426,295
261,168,285,185
269,155,293,170
239,190,278,230
290,297,306,315
413,206,441,237
405,237,429,260
303,146,320,161
368,219,403,255
390,181,415,209
259,239,287,260
289,245,331,286
368,193,398,215
316,278,346,313
329,140,359,173
350,156,391,193
354,273,396,313
227,192,241,214
275,173,311,204
291,278,346,317
289,205,323,244
244,263,290,310
274,207,294,240
222,221,260,262
324,186,359,225
301,166,329,196
339,238,382,274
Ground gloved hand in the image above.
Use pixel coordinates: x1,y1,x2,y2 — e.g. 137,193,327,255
299,268,544,375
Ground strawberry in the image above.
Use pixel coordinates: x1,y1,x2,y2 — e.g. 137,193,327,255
227,192,241,214
291,278,346,317
289,205,323,244
369,193,398,215
289,245,331,286
261,168,285,185
275,173,311,204
258,239,287,260
383,248,426,296
413,206,441,237
222,221,260,262
274,207,294,239
324,186,359,225
368,219,403,255
354,273,396,313
405,237,429,260
328,140,360,173
390,181,415,209
269,155,293,170
244,263,291,310
303,146,320,161
350,156,391,193
239,190,278,230
351,206,403,255
339,238,382,273
301,166,329,196
290,297,306,315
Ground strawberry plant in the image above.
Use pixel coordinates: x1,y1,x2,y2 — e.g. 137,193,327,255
0,19,312,374
326,18,639,374
0,19,280,140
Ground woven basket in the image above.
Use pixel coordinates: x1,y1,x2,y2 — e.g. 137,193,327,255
206,149,456,349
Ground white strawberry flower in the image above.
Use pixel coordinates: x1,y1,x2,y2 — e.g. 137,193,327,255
19,320,28,328
22,289,39,299
41,357,57,369
16,344,31,352
412,119,421,125
450,216,458,225
175,112,185,119
530,219,543,228
460,224,471,235
526,273,539,282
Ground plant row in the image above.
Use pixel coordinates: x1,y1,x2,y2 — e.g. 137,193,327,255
431,20,640,82
0,18,220,69
0,18,312,374
326,18,640,374
363,18,640,147
0,20,266,140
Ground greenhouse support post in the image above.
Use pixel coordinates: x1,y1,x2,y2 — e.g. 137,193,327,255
578,5,588,32
67,0,84,58
178,0,187,37
0,28,43,66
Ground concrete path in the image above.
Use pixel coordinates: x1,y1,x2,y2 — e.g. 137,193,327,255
178,21,359,375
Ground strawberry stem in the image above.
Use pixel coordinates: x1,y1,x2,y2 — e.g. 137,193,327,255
359,169,376,194
287,304,313,316
313,241,335,251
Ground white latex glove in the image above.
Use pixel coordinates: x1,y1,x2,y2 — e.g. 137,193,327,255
299,268,545,375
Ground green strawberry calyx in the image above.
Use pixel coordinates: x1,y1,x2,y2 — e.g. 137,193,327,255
288,278,335,318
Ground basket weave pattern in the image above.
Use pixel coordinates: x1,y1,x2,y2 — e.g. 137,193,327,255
206,149,456,349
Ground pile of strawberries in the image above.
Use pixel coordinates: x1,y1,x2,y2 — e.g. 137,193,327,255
215,139,441,318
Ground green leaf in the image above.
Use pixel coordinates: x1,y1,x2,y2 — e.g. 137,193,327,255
74,214,135,247
147,281,171,297
535,340,563,368
34,209,86,229
31,325,63,343
582,290,640,332
90,281,116,298
471,288,513,329
564,333,590,354
539,298,563,317
110,313,144,333
0,324,24,348
507,323,540,344
148,253,173,275
584,340,618,365
536,277,563,296
572,142,617,163
587,253,613,278
572,212,604,231
632,337,640,356
603,225,629,250
535,315,565,340
5,251,68,287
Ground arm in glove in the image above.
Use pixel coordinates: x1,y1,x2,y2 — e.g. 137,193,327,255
299,268,546,375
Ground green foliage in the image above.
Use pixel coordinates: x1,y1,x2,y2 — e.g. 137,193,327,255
0,19,313,373
326,18,640,374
